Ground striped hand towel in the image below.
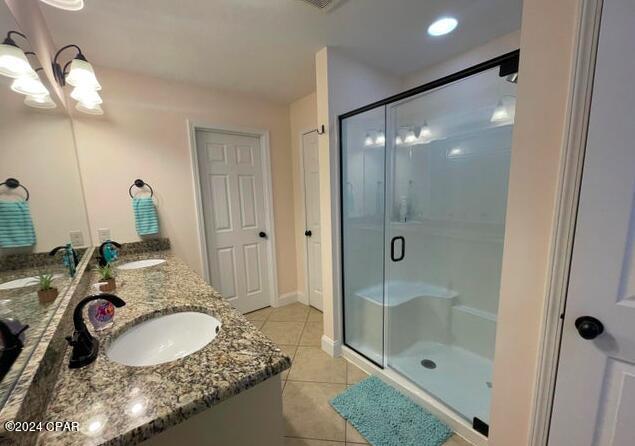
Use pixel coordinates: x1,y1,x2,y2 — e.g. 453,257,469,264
0,200,36,248
132,196,159,236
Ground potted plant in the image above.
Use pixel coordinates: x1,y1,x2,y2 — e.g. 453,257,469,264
97,264,116,292
37,274,58,303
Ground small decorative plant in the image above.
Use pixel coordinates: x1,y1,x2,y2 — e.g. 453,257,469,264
97,264,116,292
37,273,58,303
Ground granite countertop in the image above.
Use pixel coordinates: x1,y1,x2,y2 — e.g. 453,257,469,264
37,250,290,446
0,265,74,403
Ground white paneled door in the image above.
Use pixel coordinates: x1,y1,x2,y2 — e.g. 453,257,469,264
302,131,323,311
196,130,272,313
549,1,635,444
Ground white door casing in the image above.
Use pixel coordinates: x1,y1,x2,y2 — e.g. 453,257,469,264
549,0,635,444
195,129,272,313
302,131,323,311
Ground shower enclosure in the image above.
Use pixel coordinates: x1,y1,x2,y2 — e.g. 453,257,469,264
340,51,518,433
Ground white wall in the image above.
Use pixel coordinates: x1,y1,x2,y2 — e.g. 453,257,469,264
289,92,318,301
316,47,402,350
72,66,298,295
490,1,583,444
0,84,89,253
403,31,520,89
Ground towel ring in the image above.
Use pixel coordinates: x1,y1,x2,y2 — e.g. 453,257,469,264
128,179,154,198
0,178,29,201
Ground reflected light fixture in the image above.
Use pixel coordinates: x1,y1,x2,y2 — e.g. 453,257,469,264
11,74,49,96
53,44,104,115
76,101,104,115
418,121,432,139
490,100,510,123
404,130,417,144
375,132,386,145
395,135,403,145
427,17,458,37
448,147,463,157
364,133,374,147
24,94,56,109
0,31,37,79
39,0,84,11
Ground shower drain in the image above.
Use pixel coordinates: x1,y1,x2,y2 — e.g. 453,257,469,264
420,359,437,369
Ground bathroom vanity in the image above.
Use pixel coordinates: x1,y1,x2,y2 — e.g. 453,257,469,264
0,242,290,446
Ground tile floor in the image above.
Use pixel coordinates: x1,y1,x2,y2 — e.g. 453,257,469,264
246,302,471,446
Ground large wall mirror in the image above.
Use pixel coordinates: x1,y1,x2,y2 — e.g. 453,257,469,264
0,3,90,407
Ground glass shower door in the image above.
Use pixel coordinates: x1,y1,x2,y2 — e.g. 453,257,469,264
384,67,516,424
341,106,386,365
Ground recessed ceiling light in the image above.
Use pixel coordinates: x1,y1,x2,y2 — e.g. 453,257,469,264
427,17,458,37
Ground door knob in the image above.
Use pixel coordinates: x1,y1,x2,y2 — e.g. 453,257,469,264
259,232,267,239
575,316,604,340
305,230,312,237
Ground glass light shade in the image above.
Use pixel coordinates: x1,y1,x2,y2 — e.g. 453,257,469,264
0,43,38,79
39,0,84,11
364,134,374,147
24,94,56,109
395,135,403,145
66,58,101,90
11,76,49,96
76,101,104,115
490,101,510,123
418,121,432,139
71,87,102,106
404,130,417,144
375,132,386,145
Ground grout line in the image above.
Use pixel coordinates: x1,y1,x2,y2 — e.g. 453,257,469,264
285,378,348,385
284,435,346,443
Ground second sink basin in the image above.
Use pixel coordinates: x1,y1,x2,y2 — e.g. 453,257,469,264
106,312,221,367
0,274,63,291
117,259,166,270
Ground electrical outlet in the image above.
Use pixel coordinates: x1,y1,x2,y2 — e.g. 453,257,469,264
97,228,111,243
69,230,84,247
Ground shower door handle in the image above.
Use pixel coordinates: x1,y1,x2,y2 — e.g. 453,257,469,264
390,236,405,262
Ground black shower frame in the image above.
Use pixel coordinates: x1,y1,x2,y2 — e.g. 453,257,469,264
339,49,520,368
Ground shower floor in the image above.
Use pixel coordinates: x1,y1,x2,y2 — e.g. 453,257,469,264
388,340,493,424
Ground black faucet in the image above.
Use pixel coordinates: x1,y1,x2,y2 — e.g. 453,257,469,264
49,245,79,266
97,240,122,267
65,294,126,369
0,319,28,381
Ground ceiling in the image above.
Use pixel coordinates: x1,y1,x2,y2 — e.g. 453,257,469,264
40,0,522,103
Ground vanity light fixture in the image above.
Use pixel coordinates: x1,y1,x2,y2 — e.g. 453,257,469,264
395,135,403,145
404,130,417,144
39,0,84,11
364,133,374,147
52,44,104,114
375,132,386,145
75,101,103,115
0,31,37,79
427,17,458,37
490,100,510,123
24,94,57,109
418,121,432,139
10,73,49,96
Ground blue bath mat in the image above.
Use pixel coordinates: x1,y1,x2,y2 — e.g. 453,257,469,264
330,376,453,446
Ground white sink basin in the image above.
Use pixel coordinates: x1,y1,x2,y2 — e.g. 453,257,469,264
106,312,221,367
117,259,166,271
0,274,63,291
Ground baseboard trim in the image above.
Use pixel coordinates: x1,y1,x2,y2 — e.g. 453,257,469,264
296,291,307,305
321,335,342,357
276,291,299,307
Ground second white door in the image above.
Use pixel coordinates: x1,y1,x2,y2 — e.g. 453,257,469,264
196,129,272,314
302,131,323,311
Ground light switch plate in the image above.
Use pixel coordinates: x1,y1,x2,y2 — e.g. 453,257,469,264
69,230,84,247
97,228,111,243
